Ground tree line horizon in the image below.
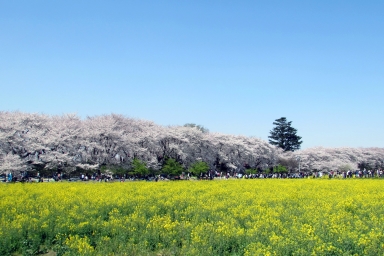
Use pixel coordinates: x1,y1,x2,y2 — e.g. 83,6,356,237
0,111,383,177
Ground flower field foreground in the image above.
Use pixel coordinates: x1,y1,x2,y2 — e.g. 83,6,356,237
1,180,384,255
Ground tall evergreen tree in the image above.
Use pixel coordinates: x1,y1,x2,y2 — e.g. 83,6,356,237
268,117,302,152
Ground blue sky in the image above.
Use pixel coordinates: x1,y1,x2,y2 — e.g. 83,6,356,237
1,1,383,149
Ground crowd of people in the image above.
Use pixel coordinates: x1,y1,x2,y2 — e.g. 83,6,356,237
202,169,384,180
2,168,384,183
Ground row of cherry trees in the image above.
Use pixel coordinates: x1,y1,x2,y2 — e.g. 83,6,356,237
293,147,384,172
1,111,383,176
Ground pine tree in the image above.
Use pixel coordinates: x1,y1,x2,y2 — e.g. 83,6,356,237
268,117,302,152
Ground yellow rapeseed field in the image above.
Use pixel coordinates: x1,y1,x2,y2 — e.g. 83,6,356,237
1,179,384,255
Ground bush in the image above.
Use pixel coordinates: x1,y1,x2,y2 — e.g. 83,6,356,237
273,164,288,173
189,161,209,177
161,158,184,177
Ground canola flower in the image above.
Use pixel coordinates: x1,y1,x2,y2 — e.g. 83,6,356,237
1,179,384,255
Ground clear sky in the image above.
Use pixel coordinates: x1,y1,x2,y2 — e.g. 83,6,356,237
1,1,383,149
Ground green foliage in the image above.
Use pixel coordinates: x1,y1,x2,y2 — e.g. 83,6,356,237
162,158,184,177
268,117,302,152
184,123,209,133
273,164,288,173
189,161,209,177
245,169,257,175
131,158,149,177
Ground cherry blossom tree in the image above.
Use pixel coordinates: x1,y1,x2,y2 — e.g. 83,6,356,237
0,152,26,176
292,147,384,172
1,111,384,177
